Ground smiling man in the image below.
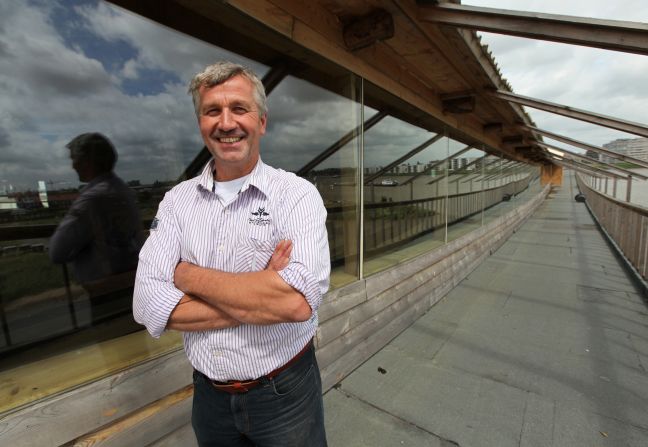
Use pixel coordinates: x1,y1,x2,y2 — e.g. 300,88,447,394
133,62,330,446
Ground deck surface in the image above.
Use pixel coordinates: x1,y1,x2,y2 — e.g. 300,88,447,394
324,175,648,447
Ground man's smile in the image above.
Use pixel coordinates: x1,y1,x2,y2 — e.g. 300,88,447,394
218,136,244,144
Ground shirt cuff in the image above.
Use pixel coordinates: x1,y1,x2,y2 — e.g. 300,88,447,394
278,263,322,312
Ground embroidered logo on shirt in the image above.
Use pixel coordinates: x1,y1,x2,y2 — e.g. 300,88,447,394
249,207,271,226
150,217,159,230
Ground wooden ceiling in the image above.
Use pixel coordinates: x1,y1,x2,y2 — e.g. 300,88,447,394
110,0,551,164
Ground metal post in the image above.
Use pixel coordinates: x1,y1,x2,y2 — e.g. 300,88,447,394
613,177,618,198
626,175,632,202
62,264,79,329
604,177,608,194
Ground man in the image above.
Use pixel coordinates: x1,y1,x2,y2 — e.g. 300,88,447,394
50,133,142,322
133,62,330,446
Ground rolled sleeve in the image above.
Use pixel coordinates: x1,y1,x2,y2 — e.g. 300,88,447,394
132,192,184,338
278,262,323,312
277,184,330,313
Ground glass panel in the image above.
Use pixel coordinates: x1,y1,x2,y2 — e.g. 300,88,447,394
264,75,362,289
481,152,506,225
362,114,449,276
0,0,269,413
446,145,487,242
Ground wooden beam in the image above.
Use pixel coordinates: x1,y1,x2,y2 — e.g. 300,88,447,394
536,141,648,180
441,91,476,113
418,3,648,56
522,124,648,169
550,156,624,179
488,90,648,139
502,135,525,145
343,9,395,51
483,122,503,133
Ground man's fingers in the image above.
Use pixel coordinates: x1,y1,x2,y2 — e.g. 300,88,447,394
267,239,292,271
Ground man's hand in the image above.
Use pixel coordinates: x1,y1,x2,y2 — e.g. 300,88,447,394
174,239,293,293
266,239,292,271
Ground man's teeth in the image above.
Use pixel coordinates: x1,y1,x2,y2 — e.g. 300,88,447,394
219,137,242,143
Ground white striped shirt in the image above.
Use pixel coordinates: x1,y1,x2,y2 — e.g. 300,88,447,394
133,159,330,381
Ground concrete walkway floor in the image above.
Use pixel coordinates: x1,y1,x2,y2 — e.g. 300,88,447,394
324,178,648,447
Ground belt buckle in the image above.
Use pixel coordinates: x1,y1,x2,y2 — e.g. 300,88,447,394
230,381,250,393
213,379,256,393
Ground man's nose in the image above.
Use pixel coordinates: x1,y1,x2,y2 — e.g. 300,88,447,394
219,109,236,131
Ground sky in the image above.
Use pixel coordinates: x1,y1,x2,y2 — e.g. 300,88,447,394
464,0,648,153
0,0,646,193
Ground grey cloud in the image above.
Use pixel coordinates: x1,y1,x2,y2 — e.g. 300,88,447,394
0,126,10,148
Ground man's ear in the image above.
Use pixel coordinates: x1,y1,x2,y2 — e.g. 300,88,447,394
259,113,267,135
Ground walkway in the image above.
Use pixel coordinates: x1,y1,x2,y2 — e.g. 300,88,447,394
324,178,648,446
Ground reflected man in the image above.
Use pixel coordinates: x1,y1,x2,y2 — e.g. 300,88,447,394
50,133,143,320
133,62,330,446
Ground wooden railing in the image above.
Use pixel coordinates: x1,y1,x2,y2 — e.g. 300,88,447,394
576,174,648,281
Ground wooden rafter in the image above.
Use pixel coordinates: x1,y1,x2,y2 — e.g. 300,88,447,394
488,90,648,138
418,3,648,56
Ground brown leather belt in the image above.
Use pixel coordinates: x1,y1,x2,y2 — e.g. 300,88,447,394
207,340,313,394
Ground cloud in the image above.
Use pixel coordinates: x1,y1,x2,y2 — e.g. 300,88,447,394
0,1,251,190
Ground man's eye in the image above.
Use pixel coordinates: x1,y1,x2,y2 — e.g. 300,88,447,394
233,106,248,114
205,109,220,116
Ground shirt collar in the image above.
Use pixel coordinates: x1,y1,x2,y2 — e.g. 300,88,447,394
197,158,270,198
83,172,115,189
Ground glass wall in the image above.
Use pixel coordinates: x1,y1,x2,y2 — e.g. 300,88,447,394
362,112,449,276
0,0,362,413
0,0,542,416
264,75,361,288
446,144,487,242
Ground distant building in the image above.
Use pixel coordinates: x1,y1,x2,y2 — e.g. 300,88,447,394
601,138,648,163
0,195,18,210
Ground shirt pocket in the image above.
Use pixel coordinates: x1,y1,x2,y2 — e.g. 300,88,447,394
233,237,276,272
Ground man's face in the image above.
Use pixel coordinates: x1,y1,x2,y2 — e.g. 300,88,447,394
198,75,267,181
71,152,92,182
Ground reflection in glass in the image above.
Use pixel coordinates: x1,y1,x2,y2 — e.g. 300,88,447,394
265,75,361,288
446,145,487,242
362,115,450,275
0,0,267,413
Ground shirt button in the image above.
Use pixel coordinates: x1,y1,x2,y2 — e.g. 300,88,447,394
218,245,224,251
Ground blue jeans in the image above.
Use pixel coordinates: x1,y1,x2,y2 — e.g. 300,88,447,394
191,345,327,447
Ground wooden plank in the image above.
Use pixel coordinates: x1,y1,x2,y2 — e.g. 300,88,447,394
489,90,648,139
267,0,348,48
148,422,197,447
0,350,193,447
320,288,432,391
317,267,448,370
318,280,367,324
226,0,507,152
526,125,648,170
0,330,182,414
194,0,294,38
419,3,648,56
73,386,193,447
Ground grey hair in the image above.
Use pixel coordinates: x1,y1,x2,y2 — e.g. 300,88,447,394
188,61,267,118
